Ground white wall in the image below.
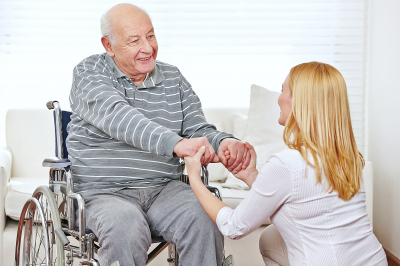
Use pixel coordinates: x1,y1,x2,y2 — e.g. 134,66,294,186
367,0,400,258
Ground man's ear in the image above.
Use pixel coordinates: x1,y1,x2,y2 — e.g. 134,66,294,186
101,37,115,57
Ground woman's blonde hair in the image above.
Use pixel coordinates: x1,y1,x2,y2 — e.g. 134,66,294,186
283,62,364,201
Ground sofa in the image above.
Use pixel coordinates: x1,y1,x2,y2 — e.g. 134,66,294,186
0,85,374,266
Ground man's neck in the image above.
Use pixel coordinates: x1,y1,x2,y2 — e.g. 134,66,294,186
112,58,147,86
131,73,149,86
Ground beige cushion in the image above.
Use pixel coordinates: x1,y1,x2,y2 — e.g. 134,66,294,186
208,162,229,182
244,85,288,170
5,177,48,220
6,109,55,177
221,85,287,190
222,172,249,190
232,114,248,141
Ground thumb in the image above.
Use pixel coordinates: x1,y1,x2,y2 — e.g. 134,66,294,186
245,142,256,156
212,154,220,163
194,146,206,160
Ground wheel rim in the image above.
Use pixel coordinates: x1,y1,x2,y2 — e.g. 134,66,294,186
21,197,51,266
15,186,65,266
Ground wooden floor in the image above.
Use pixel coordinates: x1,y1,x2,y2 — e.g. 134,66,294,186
385,248,400,266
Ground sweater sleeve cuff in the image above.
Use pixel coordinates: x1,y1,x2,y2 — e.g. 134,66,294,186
161,133,183,157
212,133,239,153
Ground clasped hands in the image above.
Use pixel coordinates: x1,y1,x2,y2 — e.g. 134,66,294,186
174,137,250,174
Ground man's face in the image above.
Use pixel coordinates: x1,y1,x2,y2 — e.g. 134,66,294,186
107,12,158,82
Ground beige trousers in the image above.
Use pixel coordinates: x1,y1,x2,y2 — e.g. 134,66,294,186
259,225,290,266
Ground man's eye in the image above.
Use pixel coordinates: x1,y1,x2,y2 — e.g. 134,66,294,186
148,35,155,39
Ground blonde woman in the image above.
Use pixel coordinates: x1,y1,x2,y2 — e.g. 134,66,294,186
184,62,387,266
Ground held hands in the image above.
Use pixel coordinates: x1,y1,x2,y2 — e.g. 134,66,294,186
173,137,219,166
217,138,251,174
228,142,258,187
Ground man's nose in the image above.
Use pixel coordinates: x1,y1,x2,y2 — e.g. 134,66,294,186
140,38,152,53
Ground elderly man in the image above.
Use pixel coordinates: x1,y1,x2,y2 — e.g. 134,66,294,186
67,3,250,266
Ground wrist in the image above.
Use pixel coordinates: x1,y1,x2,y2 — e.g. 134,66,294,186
242,170,258,187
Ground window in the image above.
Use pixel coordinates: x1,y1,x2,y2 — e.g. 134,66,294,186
0,0,368,152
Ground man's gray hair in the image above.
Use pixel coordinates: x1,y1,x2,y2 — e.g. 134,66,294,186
100,4,151,46
100,12,115,45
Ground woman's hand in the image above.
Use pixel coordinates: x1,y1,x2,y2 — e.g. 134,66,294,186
184,146,228,223
228,142,259,188
184,146,206,181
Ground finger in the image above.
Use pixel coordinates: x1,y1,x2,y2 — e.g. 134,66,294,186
225,150,230,155
205,145,214,165
232,162,243,174
229,147,242,172
212,153,220,163
242,150,252,169
217,147,227,166
194,146,206,160
245,142,256,156
227,149,238,171
202,145,212,166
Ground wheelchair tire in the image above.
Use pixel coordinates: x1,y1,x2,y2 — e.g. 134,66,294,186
15,185,65,266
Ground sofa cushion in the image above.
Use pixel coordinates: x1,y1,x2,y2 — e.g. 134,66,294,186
232,114,248,141
208,162,228,182
5,177,48,220
244,85,288,170
222,172,249,190
6,109,55,178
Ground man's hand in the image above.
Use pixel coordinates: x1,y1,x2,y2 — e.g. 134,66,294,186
173,137,219,166
217,138,251,174
184,146,206,181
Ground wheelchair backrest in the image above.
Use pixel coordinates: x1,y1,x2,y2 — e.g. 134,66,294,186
53,110,71,159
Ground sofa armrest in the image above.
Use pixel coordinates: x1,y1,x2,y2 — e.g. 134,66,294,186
0,146,12,261
0,146,12,183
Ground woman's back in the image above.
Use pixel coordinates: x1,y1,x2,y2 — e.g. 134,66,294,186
272,149,386,266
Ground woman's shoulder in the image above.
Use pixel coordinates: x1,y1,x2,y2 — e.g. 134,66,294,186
267,149,306,174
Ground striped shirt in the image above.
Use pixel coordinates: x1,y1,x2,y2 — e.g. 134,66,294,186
217,149,387,266
67,53,233,192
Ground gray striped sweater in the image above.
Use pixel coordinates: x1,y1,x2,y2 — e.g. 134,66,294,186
67,53,233,192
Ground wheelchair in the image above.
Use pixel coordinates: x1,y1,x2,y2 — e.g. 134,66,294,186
14,101,223,266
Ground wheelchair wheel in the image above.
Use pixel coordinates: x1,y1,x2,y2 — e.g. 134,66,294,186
15,185,65,266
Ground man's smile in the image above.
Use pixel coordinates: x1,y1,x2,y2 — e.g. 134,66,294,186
138,56,151,61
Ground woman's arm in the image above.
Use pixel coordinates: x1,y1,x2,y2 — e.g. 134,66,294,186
185,147,227,223
186,146,293,240
185,142,258,222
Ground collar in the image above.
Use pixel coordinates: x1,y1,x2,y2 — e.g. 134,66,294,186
104,53,164,88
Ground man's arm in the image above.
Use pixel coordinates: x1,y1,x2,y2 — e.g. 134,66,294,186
70,56,182,157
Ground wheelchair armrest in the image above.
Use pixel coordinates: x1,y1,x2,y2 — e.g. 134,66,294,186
42,157,71,168
206,185,222,200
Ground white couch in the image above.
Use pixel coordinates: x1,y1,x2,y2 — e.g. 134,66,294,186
0,85,374,266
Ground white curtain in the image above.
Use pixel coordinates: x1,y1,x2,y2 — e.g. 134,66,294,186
0,0,368,152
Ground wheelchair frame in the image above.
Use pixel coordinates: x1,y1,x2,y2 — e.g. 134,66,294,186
14,101,222,266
